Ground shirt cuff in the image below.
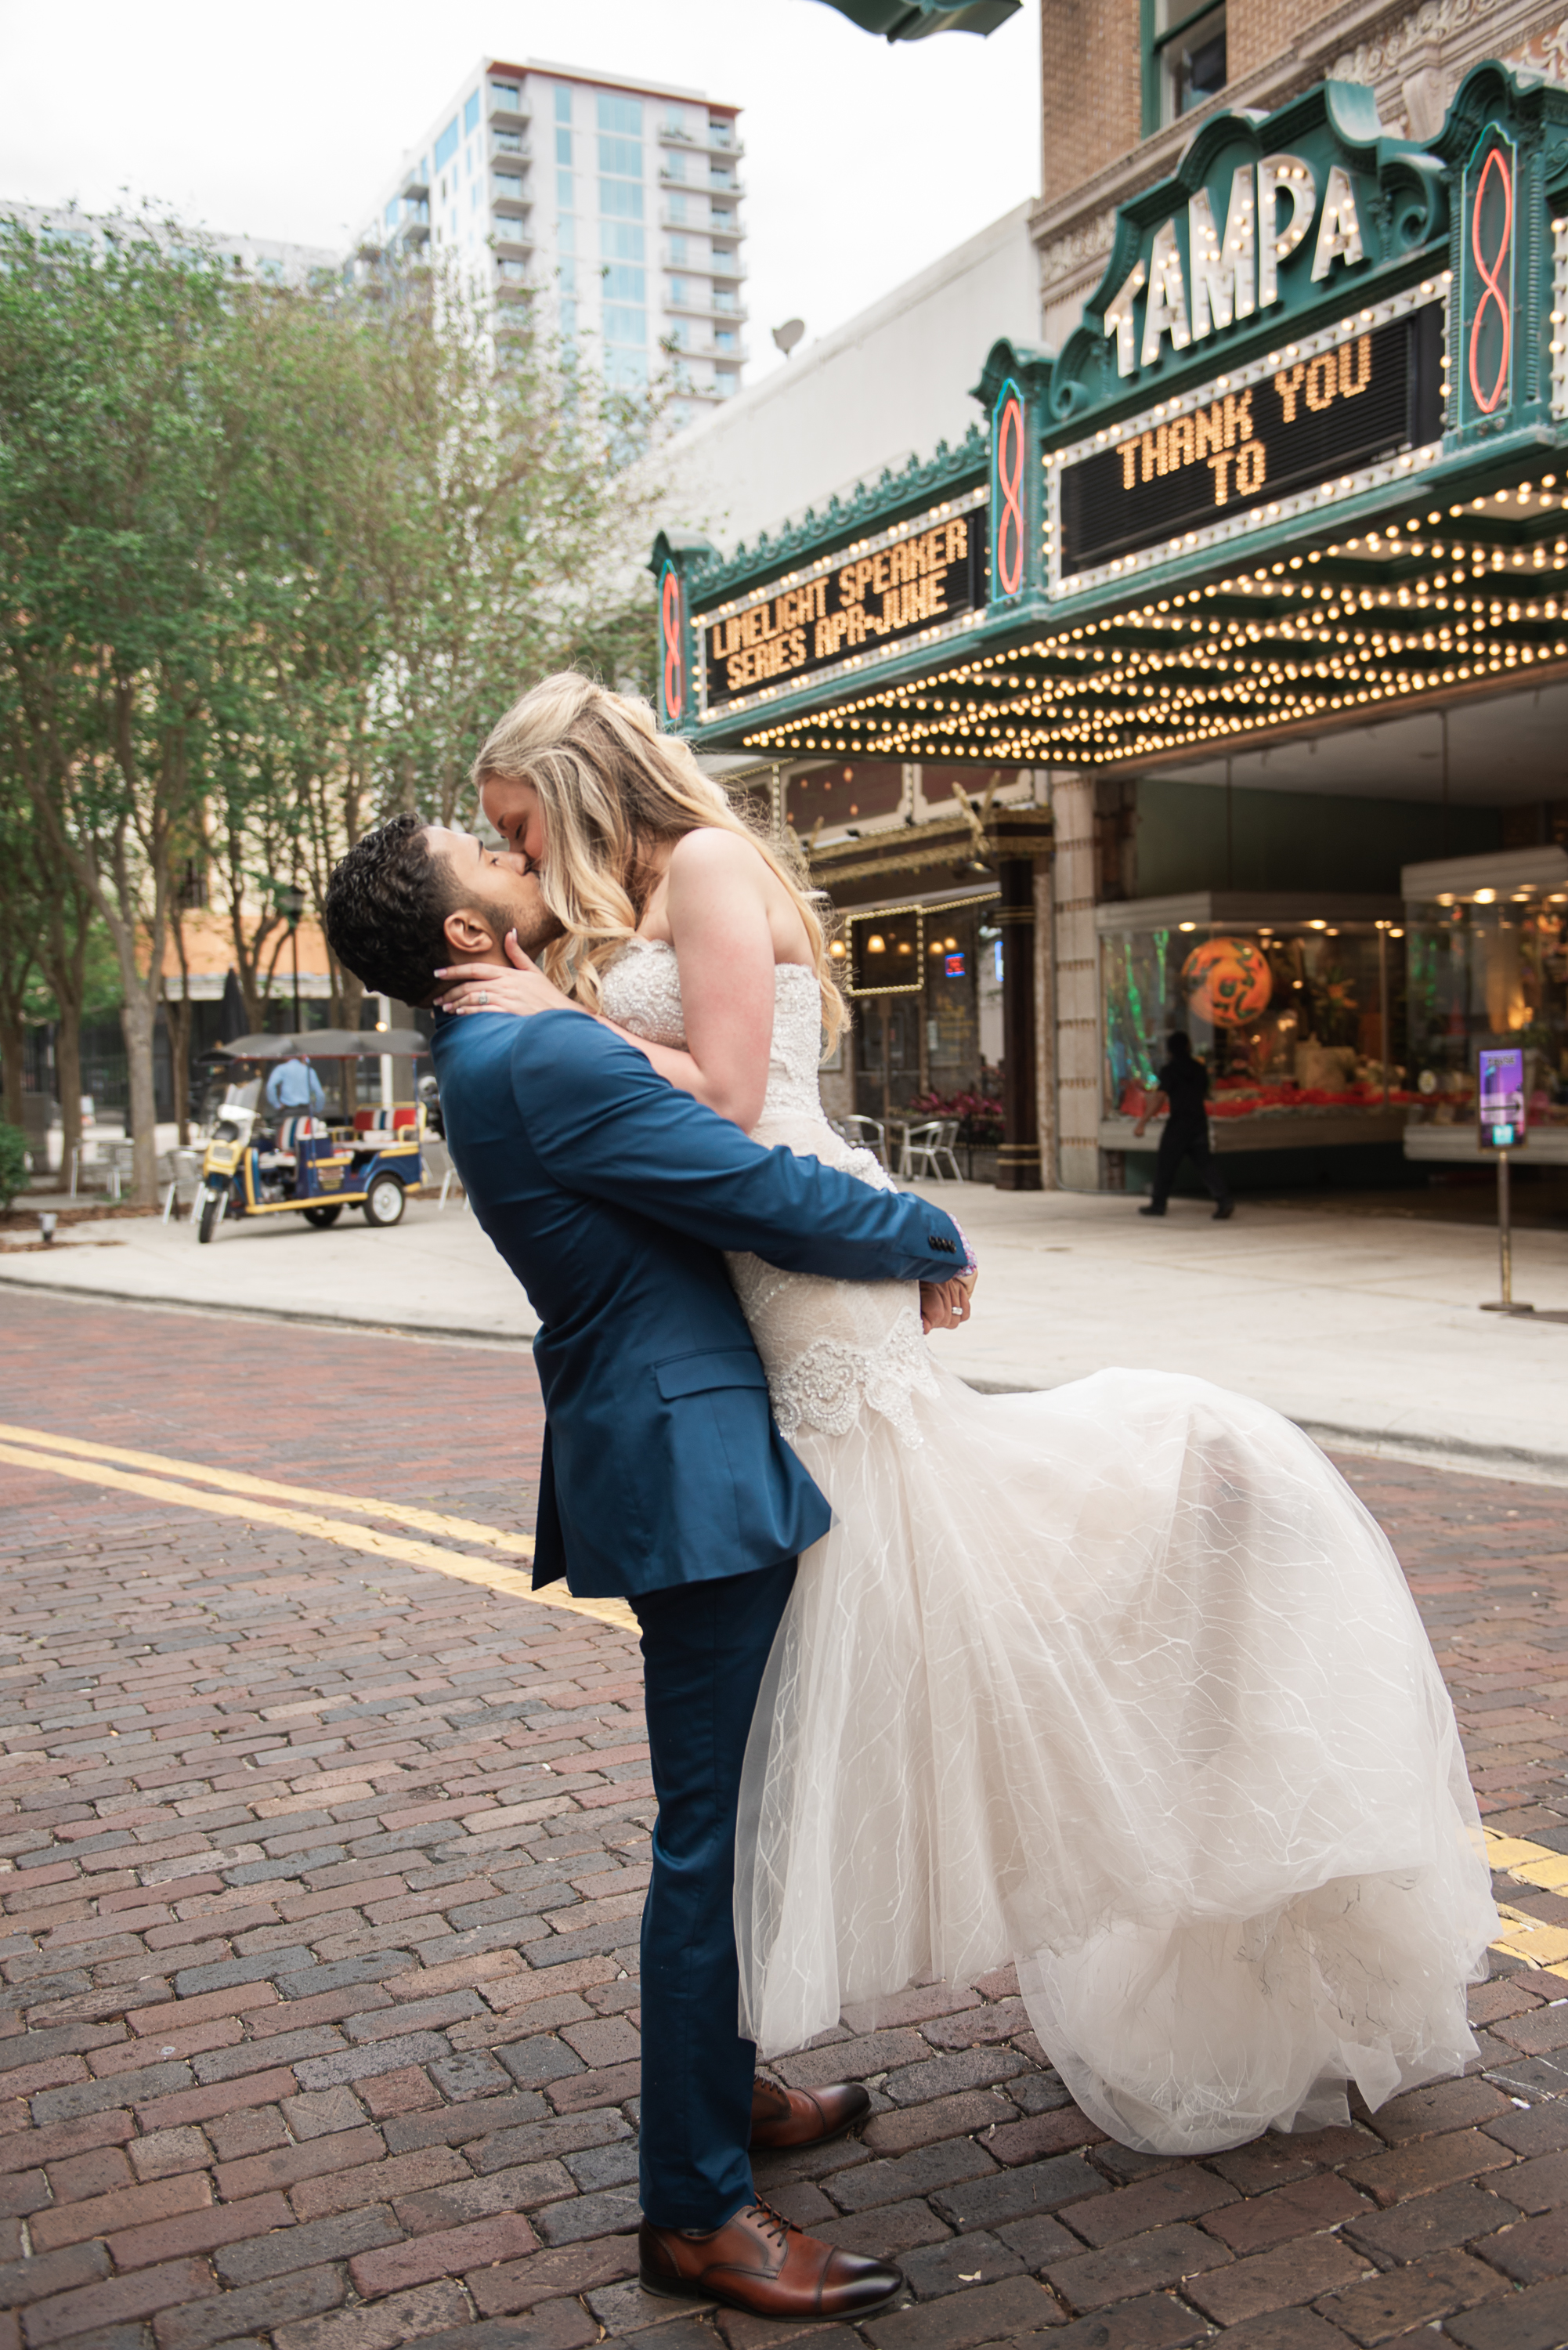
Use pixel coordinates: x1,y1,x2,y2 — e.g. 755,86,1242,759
949,1218,977,1275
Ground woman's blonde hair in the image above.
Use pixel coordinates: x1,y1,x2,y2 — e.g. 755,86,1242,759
471,674,847,1046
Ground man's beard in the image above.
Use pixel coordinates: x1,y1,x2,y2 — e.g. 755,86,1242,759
507,891,566,960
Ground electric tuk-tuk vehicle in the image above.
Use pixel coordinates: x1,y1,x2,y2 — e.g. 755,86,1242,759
194,1029,434,1242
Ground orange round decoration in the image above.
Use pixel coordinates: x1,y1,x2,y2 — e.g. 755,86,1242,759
1180,936,1273,1026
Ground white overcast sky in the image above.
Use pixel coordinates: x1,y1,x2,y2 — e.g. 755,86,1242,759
1,0,1039,386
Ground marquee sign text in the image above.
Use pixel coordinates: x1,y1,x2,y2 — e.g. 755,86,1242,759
701,502,986,710
1059,302,1443,577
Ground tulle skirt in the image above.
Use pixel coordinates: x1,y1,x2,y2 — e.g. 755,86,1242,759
733,1361,1497,2156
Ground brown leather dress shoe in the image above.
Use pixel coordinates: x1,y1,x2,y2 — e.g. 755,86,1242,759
750,2075,871,2150
640,2200,902,2319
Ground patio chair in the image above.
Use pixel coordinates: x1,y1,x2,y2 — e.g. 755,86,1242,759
901,1118,964,1183
834,1113,887,1167
160,1148,203,1224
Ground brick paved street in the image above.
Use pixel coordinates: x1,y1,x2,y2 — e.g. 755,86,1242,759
2,1289,1568,2350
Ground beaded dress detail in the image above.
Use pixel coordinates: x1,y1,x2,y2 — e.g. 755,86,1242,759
599,941,938,1449
598,938,1495,2159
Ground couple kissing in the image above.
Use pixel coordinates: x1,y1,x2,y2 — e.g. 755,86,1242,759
323,674,1494,2324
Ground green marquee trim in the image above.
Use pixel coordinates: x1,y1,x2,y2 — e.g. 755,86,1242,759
652,59,1568,750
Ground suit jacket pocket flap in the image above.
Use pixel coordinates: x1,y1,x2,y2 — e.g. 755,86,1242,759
654,1349,770,1401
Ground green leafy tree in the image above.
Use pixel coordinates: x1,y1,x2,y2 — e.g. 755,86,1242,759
0,215,244,1199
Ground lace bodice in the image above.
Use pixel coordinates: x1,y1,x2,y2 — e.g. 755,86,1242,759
599,939,937,1448
598,940,831,1129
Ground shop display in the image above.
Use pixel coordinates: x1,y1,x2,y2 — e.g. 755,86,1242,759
1103,913,1415,1133
1404,892,1568,1130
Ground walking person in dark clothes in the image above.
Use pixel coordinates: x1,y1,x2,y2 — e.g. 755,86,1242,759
1133,1032,1234,1220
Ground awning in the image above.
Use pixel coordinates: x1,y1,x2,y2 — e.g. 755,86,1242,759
814,0,1023,38
652,63,1568,783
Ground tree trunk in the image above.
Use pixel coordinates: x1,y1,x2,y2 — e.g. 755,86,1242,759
55,1003,82,1172
163,986,193,1142
120,985,159,1205
0,1011,23,1133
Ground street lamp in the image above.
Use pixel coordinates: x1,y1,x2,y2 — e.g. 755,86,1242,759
276,881,306,1036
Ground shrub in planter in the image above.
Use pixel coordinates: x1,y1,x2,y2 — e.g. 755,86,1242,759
906,1088,1004,1147
0,1123,27,1213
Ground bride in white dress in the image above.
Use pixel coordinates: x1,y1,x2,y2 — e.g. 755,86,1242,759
439,674,1497,2158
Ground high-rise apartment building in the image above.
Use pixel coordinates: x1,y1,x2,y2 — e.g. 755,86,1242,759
353,56,747,418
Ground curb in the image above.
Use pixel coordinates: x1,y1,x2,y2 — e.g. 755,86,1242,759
0,1267,535,1352
5,1273,1565,1488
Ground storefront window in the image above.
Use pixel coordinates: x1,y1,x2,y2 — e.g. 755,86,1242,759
1404,893,1568,1129
844,895,1001,1133
1101,914,1413,1129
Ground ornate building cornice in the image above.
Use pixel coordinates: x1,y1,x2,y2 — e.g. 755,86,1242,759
679,428,988,607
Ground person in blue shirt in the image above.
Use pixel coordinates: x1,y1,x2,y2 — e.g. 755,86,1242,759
262,1054,326,1120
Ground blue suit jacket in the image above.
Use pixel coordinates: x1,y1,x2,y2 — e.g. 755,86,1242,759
431,1009,968,1600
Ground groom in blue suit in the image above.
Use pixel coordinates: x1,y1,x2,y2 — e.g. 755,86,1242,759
324,817,973,2323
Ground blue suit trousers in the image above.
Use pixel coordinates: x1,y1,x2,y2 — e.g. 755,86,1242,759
630,1560,797,2228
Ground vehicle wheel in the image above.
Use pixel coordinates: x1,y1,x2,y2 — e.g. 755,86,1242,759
197,1188,224,1245
362,1176,405,1228
303,1205,343,1228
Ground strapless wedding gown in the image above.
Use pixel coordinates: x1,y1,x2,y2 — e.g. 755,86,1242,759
599,940,1497,2157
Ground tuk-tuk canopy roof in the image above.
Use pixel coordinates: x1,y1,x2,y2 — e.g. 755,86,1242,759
220,1030,429,1060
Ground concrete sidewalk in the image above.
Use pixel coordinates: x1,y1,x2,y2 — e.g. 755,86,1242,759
2,1184,1566,1475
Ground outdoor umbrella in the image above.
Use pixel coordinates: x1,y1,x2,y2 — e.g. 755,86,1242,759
813,0,1021,38
219,1031,430,1060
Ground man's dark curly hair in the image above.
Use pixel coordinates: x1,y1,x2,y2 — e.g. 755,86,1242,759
323,815,457,1007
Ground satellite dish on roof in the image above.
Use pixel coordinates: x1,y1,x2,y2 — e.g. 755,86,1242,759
772,318,805,358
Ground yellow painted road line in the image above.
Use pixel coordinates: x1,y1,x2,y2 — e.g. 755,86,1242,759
1485,1824,1568,1980
0,1442,638,1636
0,1422,534,1560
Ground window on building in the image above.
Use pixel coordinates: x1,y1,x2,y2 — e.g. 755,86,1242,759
598,93,642,136
598,135,642,179
714,287,736,312
664,152,688,183
558,258,578,294
556,127,573,165
558,171,576,212
606,348,650,389
493,172,524,201
603,303,647,345
713,371,736,397
418,155,429,183
555,85,573,121
709,119,733,146
435,116,459,172
464,89,480,136
668,191,689,223
602,221,645,260
490,81,520,111
714,328,736,349
668,275,690,308
559,299,578,335
558,213,576,251
667,320,689,347
496,256,529,283
1146,0,1226,126
385,199,398,230
710,206,734,231
600,179,645,220
471,183,479,212
668,233,688,263
604,263,645,302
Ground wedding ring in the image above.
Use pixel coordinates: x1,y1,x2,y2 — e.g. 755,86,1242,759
479,992,488,1005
